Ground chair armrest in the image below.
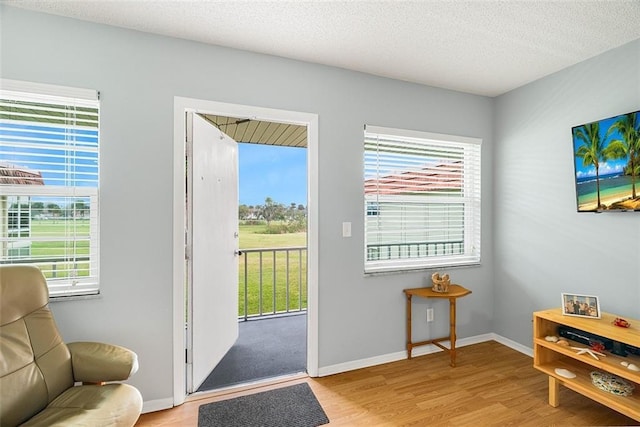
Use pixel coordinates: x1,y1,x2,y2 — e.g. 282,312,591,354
67,341,139,383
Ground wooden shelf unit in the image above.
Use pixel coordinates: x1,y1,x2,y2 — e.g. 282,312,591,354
533,309,640,421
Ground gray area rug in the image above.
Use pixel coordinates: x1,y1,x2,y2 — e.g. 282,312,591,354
198,314,307,392
198,383,329,427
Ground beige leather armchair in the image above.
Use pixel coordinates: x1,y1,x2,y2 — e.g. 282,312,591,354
0,265,143,427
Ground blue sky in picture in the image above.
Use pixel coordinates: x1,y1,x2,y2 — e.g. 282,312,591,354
238,143,307,207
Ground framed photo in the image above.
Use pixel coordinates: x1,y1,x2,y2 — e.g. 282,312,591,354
561,293,601,318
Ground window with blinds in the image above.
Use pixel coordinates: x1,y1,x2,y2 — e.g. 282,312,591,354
0,79,100,297
364,125,481,273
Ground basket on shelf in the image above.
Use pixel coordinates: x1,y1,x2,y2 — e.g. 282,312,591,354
590,371,635,396
431,273,450,293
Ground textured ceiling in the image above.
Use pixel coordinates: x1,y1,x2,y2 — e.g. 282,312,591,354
5,0,640,96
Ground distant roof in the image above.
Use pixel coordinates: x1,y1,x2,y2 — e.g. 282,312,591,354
0,164,45,185
365,162,461,195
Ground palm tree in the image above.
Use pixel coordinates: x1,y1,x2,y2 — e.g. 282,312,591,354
260,197,283,226
574,122,608,209
606,112,639,199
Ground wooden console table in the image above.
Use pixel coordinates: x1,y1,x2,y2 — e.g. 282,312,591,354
533,309,640,421
403,284,471,366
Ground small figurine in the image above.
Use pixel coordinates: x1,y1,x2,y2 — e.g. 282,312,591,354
431,272,450,293
613,317,631,328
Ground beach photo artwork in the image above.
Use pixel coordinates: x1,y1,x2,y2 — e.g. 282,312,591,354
572,110,640,212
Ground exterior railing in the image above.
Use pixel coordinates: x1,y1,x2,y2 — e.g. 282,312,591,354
239,246,307,321
366,240,464,261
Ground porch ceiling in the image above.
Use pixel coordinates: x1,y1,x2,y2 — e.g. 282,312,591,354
202,114,306,148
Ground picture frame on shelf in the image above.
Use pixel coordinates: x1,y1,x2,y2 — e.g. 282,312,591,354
561,293,601,319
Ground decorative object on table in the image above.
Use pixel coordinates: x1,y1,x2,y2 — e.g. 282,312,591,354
613,317,631,328
571,346,606,360
590,371,635,396
431,272,450,293
621,361,640,372
590,341,606,353
545,335,559,342
561,293,601,318
555,368,576,379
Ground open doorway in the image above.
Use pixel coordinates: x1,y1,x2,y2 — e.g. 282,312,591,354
189,113,308,393
172,97,319,405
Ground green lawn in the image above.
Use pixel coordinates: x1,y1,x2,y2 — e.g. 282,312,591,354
239,223,306,248
238,223,307,317
26,219,91,278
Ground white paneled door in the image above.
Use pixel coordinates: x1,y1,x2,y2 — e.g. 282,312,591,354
186,112,239,392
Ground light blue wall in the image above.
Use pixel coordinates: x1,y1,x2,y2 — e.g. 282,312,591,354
493,39,640,345
1,6,494,404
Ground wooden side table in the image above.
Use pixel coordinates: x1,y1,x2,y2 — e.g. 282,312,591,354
403,284,471,367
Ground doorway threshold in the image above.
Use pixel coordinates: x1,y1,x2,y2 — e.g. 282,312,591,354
186,372,308,403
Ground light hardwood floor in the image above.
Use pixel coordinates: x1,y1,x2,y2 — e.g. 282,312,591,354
136,341,639,426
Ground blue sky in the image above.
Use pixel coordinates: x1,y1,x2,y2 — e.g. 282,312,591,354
238,143,307,207
0,123,98,187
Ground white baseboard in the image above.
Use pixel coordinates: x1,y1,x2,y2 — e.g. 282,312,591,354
491,333,534,357
318,349,407,377
317,333,514,377
142,397,174,414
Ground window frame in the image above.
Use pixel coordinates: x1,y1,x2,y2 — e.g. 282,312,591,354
0,79,100,298
364,125,481,274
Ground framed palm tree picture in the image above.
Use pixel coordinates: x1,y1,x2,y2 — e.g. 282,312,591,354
571,110,640,212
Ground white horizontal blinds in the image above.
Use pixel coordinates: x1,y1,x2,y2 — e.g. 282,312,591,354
0,79,100,297
364,125,481,273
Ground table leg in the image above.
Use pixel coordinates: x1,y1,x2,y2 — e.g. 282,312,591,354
549,376,560,407
449,297,456,367
406,294,413,359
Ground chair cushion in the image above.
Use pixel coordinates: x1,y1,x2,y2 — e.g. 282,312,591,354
1,306,73,426
19,383,143,427
0,265,49,325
